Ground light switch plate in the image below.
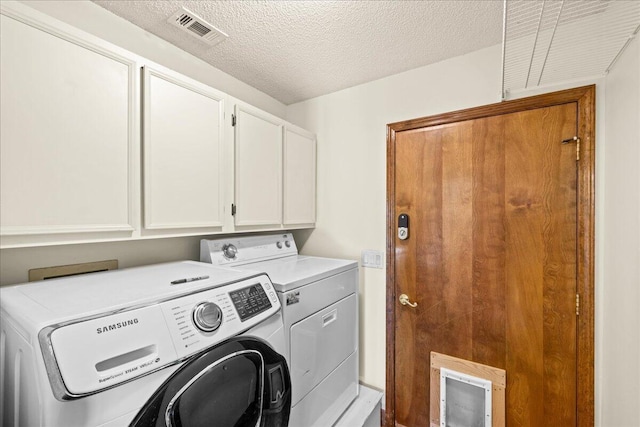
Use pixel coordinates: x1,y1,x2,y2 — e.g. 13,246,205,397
361,250,384,269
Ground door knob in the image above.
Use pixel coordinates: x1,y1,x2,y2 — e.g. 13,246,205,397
399,294,418,308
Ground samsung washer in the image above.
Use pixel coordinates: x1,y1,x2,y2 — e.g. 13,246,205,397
0,261,291,427
201,233,359,427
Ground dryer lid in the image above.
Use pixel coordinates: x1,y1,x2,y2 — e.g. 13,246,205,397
237,256,357,291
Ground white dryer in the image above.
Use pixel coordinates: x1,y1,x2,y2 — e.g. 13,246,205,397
0,261,291,427
201,233,359,427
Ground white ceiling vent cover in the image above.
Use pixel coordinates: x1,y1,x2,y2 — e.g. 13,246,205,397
501,0,640,99
167,7,228,46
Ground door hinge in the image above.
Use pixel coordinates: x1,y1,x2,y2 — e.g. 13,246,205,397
231,204,236,216
231,114,236,127
576,293,580,316
562,136,581,161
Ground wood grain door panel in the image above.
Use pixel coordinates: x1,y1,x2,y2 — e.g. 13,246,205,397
391,99,582,426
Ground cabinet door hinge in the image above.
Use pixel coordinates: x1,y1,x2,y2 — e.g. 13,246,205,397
562,136,581,161
231,204,236,216
576,293,580,316
231,114,236,127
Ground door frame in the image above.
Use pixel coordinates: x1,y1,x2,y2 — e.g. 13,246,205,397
385,85,595,427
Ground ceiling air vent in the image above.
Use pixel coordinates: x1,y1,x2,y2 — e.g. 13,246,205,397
167,7,228,46
501,0,640,99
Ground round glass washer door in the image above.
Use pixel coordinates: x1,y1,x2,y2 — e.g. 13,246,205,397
166,350,263,427
130,337,291,427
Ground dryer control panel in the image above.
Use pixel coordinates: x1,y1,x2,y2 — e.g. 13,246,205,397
200,233,298,266
45,274,280,399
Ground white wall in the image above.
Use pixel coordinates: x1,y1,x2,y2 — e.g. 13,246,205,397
288,44,504,390
601,35,640,426
287,41,639,426
0,1,287,286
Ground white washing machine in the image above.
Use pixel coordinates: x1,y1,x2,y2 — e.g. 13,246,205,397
0,261,291,427
201,233,359,427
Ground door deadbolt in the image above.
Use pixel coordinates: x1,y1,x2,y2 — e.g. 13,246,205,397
398,214,409,240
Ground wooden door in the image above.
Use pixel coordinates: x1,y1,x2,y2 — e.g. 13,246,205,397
386,87,595,427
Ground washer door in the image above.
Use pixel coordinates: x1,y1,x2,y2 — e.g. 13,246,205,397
130,337,290,427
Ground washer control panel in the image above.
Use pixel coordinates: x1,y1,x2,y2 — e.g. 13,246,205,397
47,273,280,397
160,274,279,359
229,283,273,321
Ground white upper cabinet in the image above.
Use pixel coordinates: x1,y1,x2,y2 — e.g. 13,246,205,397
232,104,317,229
0,8,139,247
142,66,224,231
0,2,316,248
283,126,316,226
233,105,283,227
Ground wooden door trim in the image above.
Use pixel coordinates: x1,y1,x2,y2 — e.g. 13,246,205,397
385,85,595,427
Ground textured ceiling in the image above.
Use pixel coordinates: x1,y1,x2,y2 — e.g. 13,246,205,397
93,1,504,105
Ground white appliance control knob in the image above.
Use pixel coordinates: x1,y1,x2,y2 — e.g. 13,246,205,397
276,241,283,249
222,244,238,259
284,240,291,248
192,302,223,332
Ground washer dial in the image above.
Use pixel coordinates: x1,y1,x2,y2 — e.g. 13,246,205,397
192,302,223,332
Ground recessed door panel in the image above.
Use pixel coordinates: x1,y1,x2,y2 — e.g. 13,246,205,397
0,14,135,235
234,106,283,227
283,127,316,225
143,66,224,230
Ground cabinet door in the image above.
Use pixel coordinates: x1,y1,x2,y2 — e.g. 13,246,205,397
283,126,316,226
234,105,283,227
143,66,224,230
0,11,137,246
